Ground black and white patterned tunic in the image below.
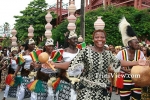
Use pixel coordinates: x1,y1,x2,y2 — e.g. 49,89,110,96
69,47,121,100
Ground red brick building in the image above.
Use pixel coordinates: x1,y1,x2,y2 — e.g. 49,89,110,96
85,0,150,11
49,0,150,25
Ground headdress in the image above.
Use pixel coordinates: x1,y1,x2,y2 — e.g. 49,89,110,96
11,46,18,52
68,31,77,39
28,38,35,45
45,38,54,46
119,17,137,47
115,46,122,50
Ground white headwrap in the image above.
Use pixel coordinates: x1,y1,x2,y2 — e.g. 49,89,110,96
45,38,54,46
28,38,35,44
11,46,18,52
68,31,77,39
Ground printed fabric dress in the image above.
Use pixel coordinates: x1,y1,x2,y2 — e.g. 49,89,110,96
69,47,121,100
17,55,32,100
4,59,21,98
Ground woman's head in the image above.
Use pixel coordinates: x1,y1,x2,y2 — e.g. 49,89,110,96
11,46,18,56
24,38,35,51
142,46,150,57
115,46,122,54
43,38,54,53
68,37,78,47
2,47,7,56
92,29,106,48
64,31,78,48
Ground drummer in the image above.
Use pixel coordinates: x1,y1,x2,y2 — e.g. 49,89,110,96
116,17,146,100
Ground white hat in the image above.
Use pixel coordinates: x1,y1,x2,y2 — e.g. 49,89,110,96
68,31,77,39
28,38,35,44
11,46,18,52
45,38,54,46
119,17,137,47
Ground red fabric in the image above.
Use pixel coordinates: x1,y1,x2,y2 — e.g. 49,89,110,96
27,81,34,90
116,73,124,89
57,49,63,61
5,74,13,85
76,44,82,49
36,50,42,56
52,78,60,90
50,51,55,59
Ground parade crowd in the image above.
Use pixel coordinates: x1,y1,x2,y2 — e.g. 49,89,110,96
0,17,150,100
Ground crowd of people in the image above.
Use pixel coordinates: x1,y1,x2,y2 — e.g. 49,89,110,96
0,17,149,100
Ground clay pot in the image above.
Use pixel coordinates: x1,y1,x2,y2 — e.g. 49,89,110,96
38,52,49,63
11,36,17,46
67,23,76,31
45,23,52,30
94,16,105,30
68,1,76,15
45,11,52,23
78,35,83,43
11,28,17,36
45,30,52,39
28,33,34,39
28,25,34,38
12,42,17,46
131,65,150,87
28,25,34,33
67,15,76,23
11,36,17,41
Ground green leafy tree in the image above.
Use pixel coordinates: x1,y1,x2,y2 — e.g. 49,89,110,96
14,0,56,45
52,20,68,46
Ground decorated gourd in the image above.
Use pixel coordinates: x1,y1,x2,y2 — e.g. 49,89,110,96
38,52,55,71
131,65,150,87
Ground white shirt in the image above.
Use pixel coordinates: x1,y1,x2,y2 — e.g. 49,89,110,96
23,55,32,69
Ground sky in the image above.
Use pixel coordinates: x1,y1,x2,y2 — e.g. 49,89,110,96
0,0,80,28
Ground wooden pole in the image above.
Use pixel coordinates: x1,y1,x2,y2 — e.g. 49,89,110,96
80,0,85,41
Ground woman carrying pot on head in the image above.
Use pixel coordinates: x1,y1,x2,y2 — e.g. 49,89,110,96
14,38,35,100
55,31,83,100
52,29,146,100
28,38,58,100
2,46,22,100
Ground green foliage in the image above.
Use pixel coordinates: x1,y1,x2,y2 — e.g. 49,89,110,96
53,6,150,46
52,20,68,46
1,37,11,47
84,6,150,46
14,0,56,45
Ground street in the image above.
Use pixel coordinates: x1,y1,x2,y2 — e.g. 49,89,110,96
0,91,120,100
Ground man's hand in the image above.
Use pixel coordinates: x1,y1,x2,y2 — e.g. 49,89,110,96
138,59,147,66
